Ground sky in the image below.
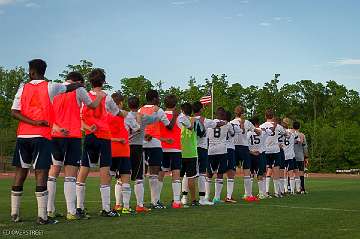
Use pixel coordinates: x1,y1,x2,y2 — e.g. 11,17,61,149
0,0,360,91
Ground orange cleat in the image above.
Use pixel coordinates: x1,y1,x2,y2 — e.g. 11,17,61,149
171,202,182,209
113,204,123,212
136,206,151,213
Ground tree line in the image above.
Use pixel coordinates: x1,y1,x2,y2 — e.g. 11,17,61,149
1,60,359,172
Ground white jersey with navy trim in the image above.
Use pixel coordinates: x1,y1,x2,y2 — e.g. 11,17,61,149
230,118,256,146
208,120,234,155
247,130,267,153
283,130,296,160
260,122,285,154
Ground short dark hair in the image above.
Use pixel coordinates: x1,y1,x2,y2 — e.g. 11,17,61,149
111,92,124,105
225,111,232,122
181,102,192,116
89,68,106,88
265,108,274,119
146,90,159,102
293,121,301,130
250,116,260,126
66,71,84,83
128,96,140,110
216,107,226,120
164,95,177,108
192,101,203,114
28,59,47,76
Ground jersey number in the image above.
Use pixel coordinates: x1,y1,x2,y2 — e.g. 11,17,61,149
284,137,290,146
250,135,260,145
278,135,284,143
214,128,221,138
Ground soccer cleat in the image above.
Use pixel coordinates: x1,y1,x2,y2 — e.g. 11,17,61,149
121,208,135,215
250,196,260,202
47,211,63,219
258,194,267,200
212,198,222,204
156,201,167,209
11,214,21,223
181,196,188,205
136,206,151,213
171,201,182,209
37,217,59,225
76,208,90,219
199,199,214,206
100,210,119,217
66,213,81,221
225,197,237,203
274,193,283,198
113,204,123,212
243,196,253,202
191,200,200,206
300,190,307,194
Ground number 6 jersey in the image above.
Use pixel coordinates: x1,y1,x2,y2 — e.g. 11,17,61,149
207,119,234,155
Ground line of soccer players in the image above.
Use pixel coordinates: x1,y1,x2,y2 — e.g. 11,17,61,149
9,59,308,225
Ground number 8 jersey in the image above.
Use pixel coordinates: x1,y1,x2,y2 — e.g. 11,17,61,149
207,120,234,155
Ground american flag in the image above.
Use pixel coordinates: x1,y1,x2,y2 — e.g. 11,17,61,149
200,89,212,105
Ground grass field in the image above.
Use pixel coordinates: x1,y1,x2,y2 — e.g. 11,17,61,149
0,177,359,239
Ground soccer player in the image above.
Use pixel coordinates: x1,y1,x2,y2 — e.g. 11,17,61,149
208,107,234,204
293,121,308,194
230,106,259,200
76,69,127,217
159,95,192,209
127,96,159,213
179,103,199,206
109,92,140,215
10,59,83,224
47,72,106,220
276,117,287,195
139,90,177,209
260,108,285,198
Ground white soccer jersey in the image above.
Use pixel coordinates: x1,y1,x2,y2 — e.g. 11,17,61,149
194,116,217,149
230,118,256,146
283,130,296,160
226,124,239,150
277,124,286,147
260,121,285,154
247,129,268,153
208,120,234,155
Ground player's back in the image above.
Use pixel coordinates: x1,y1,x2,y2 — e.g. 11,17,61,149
283,131,295,160
208,120,231,155
247,129,266,153
260,121,283,154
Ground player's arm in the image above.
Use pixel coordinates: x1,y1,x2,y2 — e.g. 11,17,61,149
111,137,126,144
165,109,178,130
81,120,96,132
105,96,128,117
178,114,193,129
52,123,69,136
79,88,106,109
125,114,141,132
228,122,235,136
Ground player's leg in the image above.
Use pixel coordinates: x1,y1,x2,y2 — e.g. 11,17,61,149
171,153,182,208
214,154,226,204
298,161,306,193
287,158,296,194
225,149,236,203
159,152,171,206
147,148,164,209
197,147,212,205
242,148,253,199
257,153,267,199
272,153,282,198
294,161,301,193
112,158,122,211
185,158,198,206
117,157,132,214
265,154,273,197
279,149,286,195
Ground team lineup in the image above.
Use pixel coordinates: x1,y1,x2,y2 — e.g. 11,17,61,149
9,59,309,225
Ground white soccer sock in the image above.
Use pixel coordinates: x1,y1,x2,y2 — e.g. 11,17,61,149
279,177,284,193
295,177,301,192
134,180,144,207
290,177,295,193
273,179,279,194
198,174,206,201
122,183,131,209
205,177,212,199
115,181,122,206
266,176,271,193
258,179,266,196
149,175,159,205
226,178,234,199
214,178,223,199
172,180,181,203
11,190,22,216
47,176,56,213
64,177,77,215
76,182,86,210
35,190,48,220
157,180,164,202
100,185,111,212
244,176,252,197
283,178,288,193
182,176,189,194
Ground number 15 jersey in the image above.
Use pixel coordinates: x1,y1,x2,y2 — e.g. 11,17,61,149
208,120,234,155
247,129,267,153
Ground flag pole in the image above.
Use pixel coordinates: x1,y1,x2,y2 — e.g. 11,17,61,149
211,82,214,119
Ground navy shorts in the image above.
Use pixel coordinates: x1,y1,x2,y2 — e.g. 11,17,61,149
130,145,144,181
234,145,251,169
162,152,181,171
197,147,209,174
81,134,111,168
208,154,227,174
227,148,236,171
266,153,281,168
51,138,81,167
111,157,132,176
144,147,163,167
180,157,198,178
13,137,52,170
279,148,285,169
285,158,296,171
250,153,267,176
296,161,305,171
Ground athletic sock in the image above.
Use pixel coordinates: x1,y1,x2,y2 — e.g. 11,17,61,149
182,176,189,194
300,176,305,191
295,177,301,192
64,177,77,215
172,180,181,203
100,185,111,212
35,189,48,220
258,179,266,196
205,177,212,199
198,174,206,201
273,179,279,195
279,177,284,194
115,180,122,206
214,178,223,199
47,176,56,213
11,187,23,216
226,178,234,199
244,176,252,197
290,177,295,193
149,175,159,205
266,176,271,193
121,183,131,209
134,179,144,207
157,180,164,202
76,182,86,210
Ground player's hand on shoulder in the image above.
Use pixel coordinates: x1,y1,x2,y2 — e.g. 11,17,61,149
152,105,160,112
216,120,226,127
34,120,49,127
90,124,97,133
97,90,107,98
